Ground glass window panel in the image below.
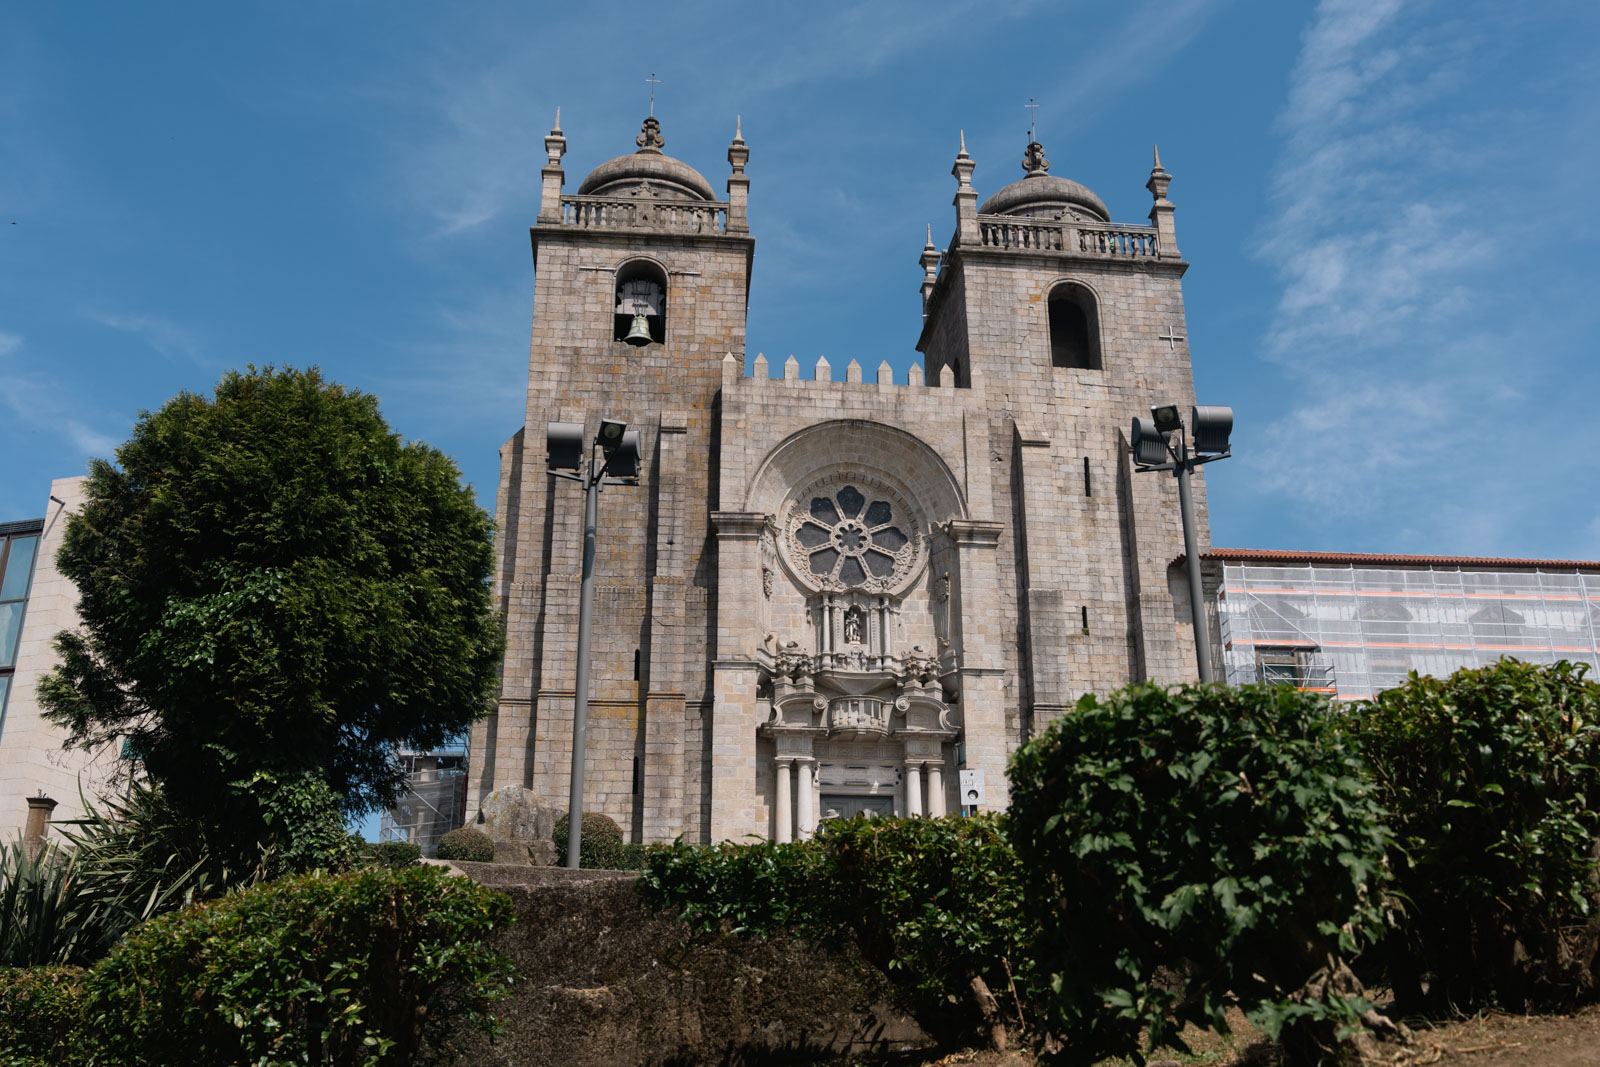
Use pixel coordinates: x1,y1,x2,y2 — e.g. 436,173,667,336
871,527,908,552
864,550,895,577
796,523,831,548
836,486,865,519
0,536,37,601
810,498,840,525
0,602,21,668
839,557,867,587
809,548,839,575
864,501,892,526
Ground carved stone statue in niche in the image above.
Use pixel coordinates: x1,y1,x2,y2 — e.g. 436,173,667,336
843,606,864,645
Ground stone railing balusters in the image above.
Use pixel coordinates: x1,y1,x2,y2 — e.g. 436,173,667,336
975,214,1159,259
558,194,729,235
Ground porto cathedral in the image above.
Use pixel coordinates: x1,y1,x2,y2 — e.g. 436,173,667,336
465,112,1211,845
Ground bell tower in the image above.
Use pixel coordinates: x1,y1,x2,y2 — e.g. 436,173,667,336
471,113,755,843
917,134,1208,735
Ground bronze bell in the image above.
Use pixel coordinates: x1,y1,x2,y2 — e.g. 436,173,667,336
623,313,653,347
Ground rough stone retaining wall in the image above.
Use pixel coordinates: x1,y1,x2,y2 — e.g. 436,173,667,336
453,863,932,1066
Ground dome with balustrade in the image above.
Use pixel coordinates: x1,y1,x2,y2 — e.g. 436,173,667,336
577,117,717,202
978,139,1108,221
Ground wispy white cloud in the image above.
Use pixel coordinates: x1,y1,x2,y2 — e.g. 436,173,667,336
0,332,121,460
92,311,209,365
1044,0,1226,139
1245,0,1600,557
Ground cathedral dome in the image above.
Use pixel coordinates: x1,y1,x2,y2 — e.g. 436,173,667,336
978,140,1108,221
576,117,717,202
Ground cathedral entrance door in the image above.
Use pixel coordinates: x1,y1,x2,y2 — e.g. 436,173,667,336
819,794,893,821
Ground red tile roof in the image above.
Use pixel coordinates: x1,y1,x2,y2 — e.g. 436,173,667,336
1173,548,1600,571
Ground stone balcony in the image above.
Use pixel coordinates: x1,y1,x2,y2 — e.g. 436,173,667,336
974,215,1160,257
558,193,728,235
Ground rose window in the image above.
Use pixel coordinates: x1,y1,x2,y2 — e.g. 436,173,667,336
790,484,914,590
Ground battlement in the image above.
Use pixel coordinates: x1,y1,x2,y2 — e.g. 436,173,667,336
722,352,961,393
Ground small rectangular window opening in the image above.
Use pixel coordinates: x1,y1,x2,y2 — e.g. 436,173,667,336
633,648,641,681
632,755,642,795
1081,605,1090,633
1083,456,1092,497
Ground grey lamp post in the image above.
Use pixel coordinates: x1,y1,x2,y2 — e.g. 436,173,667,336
546,419,641,867
1130,404,1233,683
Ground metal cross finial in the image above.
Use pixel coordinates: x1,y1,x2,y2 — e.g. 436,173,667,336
1026,97,1039,143
646,72,660,116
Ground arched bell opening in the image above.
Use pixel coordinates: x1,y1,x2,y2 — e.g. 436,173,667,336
1048,281,1102,370
614,260,668,346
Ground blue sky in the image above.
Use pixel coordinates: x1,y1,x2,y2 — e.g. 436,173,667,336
4,0,1598,559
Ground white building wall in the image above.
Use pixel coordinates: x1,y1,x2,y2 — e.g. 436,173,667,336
0,476,122,842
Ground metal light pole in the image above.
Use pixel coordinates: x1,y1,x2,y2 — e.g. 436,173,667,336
1131,404,1233,684
547,420,640,867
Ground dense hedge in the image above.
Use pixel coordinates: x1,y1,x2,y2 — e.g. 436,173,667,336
1008,682,1390,1065
1347,659,1600,1010
642,813,1028,1043
79,864,515,1066
552,811,630,870
0,966,85,1067
435,827,495,864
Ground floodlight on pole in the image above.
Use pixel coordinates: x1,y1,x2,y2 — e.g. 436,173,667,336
1129,402,1234,683
544,417,643,868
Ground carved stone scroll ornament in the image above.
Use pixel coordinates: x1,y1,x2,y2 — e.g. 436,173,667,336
636,116,665,152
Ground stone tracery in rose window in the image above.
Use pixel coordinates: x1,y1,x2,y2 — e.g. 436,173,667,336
782,480,923,595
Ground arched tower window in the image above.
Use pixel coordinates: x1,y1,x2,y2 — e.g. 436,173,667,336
1048,283,1101,370
614,260,668,346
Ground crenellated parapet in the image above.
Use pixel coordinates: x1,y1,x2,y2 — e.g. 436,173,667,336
725,352,959,390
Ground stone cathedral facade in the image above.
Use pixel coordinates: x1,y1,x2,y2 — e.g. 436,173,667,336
467,114,1210,844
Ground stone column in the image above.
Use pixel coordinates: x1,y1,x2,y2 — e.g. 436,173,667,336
952,132,979,247
774,760,792,843
726,118,750,234
796,760,816,838
905,763,924,817
709,511,769,842
947,519,1011,810
538,113,566,222
1146,145,1179,260
926,761,946,818
23,796,56,861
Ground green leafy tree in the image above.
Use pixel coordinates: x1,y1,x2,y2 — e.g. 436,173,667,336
40,366,503,859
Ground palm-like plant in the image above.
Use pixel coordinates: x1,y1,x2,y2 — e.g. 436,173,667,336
0,838,84,965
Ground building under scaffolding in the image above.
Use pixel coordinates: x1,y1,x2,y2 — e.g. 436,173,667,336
379,743,468,857
1205,550,1600,702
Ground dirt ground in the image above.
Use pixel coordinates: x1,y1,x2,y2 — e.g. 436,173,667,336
899,1002,1600,1067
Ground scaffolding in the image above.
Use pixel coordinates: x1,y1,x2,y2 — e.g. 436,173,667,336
1218,562,1600,701
378,746,468,857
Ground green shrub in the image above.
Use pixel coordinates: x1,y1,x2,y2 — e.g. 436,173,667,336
435,827,495,863
0,843,85,968
364,841,423,869
0,966,86,1067
1346,659,1600,1010
1008,683,1390,1065
80,864,515,1067
615,841,651,871
641,814,1030,1044
552,811,625,869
